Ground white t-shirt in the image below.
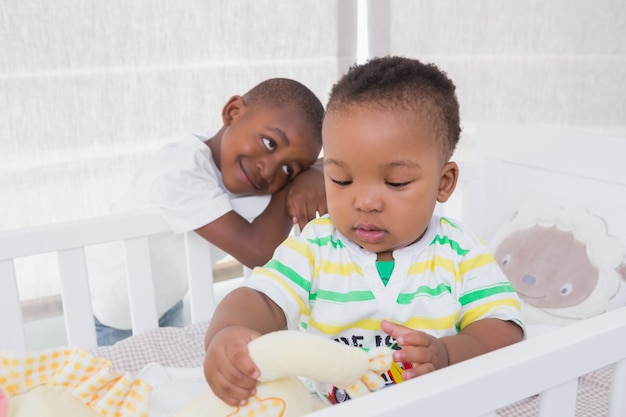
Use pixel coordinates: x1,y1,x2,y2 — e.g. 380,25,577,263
88,135,270,329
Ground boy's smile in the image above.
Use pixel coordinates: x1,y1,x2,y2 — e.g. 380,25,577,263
322,105,457,260
239,158,264,191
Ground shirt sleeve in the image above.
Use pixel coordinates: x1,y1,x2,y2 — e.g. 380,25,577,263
455,231,526,336
113,137,234,234
244,231,318,330
148,165,233,233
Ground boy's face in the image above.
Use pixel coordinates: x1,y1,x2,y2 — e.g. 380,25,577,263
322,105,458,260
216,97,321,195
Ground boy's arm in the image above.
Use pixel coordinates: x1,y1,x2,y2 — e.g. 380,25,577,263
195,159,326,268
203,287,287,406
194,185,293,269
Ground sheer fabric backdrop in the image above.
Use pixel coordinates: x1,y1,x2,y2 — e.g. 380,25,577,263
0,0,358,232
366,0,626,153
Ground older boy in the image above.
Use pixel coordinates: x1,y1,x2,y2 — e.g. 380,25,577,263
90,78,326,346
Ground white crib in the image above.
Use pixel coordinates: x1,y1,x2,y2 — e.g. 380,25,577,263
0,211,220,351
1,122,626,416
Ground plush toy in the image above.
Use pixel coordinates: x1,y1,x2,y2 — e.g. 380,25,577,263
490,205,626,326
174,330,395,417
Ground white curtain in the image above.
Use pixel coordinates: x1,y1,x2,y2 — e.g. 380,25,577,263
366,0,626,148
0,0,358,232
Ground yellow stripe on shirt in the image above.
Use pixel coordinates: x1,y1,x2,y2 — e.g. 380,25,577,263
255,268,311,319
458,298,521,330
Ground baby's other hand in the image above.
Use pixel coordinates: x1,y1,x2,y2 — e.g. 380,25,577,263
203,326,261,407
286,163,327,231
381,320,449,380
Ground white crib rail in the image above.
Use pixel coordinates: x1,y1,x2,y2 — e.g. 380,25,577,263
309,305,626,417
0,210,217,351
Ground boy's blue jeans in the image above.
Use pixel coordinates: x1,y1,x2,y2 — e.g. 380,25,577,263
94,300,185,346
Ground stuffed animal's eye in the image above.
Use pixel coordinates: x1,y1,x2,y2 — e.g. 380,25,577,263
560,283,573,296
501,254,511,266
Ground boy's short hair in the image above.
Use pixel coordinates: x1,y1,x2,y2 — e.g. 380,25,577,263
244,78,324,144
326,56,461,160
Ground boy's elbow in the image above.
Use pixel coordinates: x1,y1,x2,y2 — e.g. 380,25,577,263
237,246,274,269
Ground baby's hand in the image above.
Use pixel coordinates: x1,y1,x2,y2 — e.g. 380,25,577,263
380,320,449,380
203,326,261,407
286,163,327,231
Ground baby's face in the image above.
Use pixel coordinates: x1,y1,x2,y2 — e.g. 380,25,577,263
322,105,455,260
219,103,321,195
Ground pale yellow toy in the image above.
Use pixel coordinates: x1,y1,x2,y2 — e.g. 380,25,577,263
175,330,395,417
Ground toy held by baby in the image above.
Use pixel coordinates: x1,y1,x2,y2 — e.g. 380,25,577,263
175,331,395,417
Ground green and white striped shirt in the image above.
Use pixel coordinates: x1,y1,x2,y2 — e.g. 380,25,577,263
245,215,524,350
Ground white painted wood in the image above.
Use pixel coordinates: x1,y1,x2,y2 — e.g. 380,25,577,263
0,209,222,347
309,306,626,417
473,122,624,183
608,358,626,417
459,123,626,242
457,158,504,241
185,231,216,323
57,248,98,348
123,236,159,334
0,208,235,345
0,260,27,351
537,379,578,417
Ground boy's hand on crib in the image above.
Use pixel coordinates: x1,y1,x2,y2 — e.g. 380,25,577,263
203,326,261,407
381,320,449,380
285,161,327,230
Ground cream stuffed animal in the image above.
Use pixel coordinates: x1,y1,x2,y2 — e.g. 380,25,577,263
175,330,394,417
491,204,626,326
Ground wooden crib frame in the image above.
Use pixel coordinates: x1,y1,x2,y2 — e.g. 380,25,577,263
310,305,626,417
0,211,219,351
2,122,626,416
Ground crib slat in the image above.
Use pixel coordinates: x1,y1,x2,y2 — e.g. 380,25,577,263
0,260,27,351
57,248,98,349
123,237,159,333
459,158,504,242
608,358,626,417
537,379,578,417
184,231,216,323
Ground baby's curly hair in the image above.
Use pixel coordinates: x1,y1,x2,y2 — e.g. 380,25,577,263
327,56,461,160
244,78,324,145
